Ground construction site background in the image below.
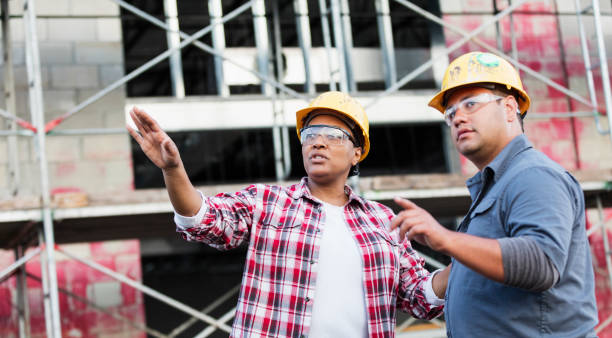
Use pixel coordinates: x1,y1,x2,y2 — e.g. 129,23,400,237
0,0,611,337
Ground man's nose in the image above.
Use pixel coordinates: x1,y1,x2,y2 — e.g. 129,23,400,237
452,109,469,127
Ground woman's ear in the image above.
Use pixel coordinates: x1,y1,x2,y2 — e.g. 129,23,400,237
353,147,362,166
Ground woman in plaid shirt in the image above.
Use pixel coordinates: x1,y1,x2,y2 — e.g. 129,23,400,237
128,91,448,337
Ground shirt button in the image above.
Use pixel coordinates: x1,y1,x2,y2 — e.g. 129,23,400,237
310,259,315,264
305,297,311,303
316,228,321,233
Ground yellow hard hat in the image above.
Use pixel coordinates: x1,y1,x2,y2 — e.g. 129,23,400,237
429,52,531,116
296,91,370,161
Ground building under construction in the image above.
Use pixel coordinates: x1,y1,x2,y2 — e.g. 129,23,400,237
1,0,612,337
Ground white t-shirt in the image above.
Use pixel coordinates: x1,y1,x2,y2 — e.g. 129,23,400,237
308,202,369,338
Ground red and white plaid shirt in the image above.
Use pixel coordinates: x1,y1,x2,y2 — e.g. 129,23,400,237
177,178,443,337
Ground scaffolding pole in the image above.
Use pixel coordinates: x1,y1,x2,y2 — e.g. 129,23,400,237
23,0,62,336
294,0,315,94
318,0,338,91
375,0,397,88
14,245,31,338
208,0,230,97
163,0,185,98
591,0,612,143
1,0,20,197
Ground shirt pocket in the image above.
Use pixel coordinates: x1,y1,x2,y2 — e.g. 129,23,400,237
369,229,401,290
252,217,308,274
467,198,506,238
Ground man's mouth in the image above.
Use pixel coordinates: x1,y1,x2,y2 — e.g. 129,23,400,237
456,128,474,140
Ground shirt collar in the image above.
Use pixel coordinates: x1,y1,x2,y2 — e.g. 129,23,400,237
466,134,533,188
290,177,366,208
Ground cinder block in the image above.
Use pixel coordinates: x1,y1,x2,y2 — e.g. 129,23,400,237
45,136,81,162
0,139,6,165
75,42,123,64
554,0,576,13
48,161,99,192
70,0,119,16
36,0,70,16
76,88,126,123
14,90,30,121
17,137,32,162
44,89,77,113
18,162,42,195
48,106,105,130
97,240,139,256
462,0,493,13
440,1,462,13
99,64,125,88
8,1,22,16
96,18,122,42
568,76,589,97
10,42,25,66
82,135,130,161
40,42,74,65
60,243,92,259
50,65,99,89
87,281,123,308
101,161,134,190
104,105,128,129
9,18,48,42
115,254,141,280
0,163,7,195
47,18,96,42
14,65,50,89
65,160,134,193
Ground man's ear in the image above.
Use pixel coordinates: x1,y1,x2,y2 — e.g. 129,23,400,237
505,96,519,121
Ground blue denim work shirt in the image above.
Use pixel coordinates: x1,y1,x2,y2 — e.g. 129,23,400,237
445,134,598,337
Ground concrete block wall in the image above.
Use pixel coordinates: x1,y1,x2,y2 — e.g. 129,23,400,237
0,0,132,198
0,240,145,338
0,1,146,337
441,1,612,335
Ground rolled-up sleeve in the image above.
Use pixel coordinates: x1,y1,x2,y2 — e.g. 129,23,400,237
176,185,258,251
397,237,445,319
502,167,578,276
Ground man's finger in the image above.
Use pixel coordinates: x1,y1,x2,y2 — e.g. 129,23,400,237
394,197,419,210
397,216,420,240
390,211,411,230
391,209,421,230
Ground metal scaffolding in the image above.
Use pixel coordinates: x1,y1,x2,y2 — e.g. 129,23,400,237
1,0,612,337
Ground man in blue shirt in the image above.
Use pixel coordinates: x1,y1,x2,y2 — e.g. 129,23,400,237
391,51,598,337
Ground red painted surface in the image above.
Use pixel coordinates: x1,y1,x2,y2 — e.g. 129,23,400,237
444,5,612,336
0,241,145,337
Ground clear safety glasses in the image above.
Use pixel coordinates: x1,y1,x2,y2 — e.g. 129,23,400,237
300,125,355,147
444,93,504,126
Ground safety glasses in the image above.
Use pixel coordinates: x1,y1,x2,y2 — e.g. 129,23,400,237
300,125,355,146
444,93,504,126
